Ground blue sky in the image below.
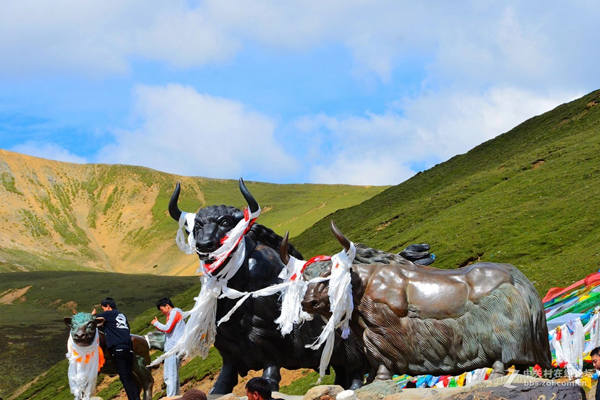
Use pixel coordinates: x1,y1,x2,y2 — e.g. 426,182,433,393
1,1,599,185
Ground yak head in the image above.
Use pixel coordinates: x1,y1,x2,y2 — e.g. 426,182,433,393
64,312,104,346
168,178,259,262
279,221,353,317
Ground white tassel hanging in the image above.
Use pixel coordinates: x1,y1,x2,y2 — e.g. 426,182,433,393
275,256,313,336
175,212,197,254
306,242,356,380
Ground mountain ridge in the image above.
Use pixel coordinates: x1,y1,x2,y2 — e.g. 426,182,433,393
0,149,386,274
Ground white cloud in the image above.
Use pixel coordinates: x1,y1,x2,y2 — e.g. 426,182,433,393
0,0,237,75
10,141,87,164
310,154,415,186
97,84,296,179
2,0,598,87
299,87,579,185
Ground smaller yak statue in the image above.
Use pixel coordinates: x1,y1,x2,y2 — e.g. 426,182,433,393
282,222,551,380
64,312,154,400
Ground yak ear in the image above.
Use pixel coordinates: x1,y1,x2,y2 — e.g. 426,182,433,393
95,317,105,327
64,317,72,327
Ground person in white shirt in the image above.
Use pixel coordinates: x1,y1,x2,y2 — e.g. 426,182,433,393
151,297,186,397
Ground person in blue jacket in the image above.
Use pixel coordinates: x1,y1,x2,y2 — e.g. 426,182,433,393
93,297,140,400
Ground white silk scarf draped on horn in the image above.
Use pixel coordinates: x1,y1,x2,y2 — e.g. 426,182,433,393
306,242,356,381
151,206,260,366
66,330,102,400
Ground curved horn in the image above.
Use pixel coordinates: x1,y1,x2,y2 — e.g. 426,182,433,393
330,220,350,251
239,178,259,213
168,182,182,221
280,231,290,265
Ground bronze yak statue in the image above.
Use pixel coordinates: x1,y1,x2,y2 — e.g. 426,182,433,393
281,222,551,380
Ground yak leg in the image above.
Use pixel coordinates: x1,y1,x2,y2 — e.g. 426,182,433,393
375,364,392,381
334,366,349,388
262,365,281,391
131,355,153,400
333,367,363,390
211,362,239,394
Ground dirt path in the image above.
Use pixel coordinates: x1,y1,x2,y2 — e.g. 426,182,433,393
0,286,31,304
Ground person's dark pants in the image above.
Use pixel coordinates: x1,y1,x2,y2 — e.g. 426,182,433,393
112,347,140,400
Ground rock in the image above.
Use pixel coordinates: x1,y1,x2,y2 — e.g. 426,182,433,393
445,383,585,399
303,385,344,400
355,380,402,400
336,390,357,400
384,375,586,400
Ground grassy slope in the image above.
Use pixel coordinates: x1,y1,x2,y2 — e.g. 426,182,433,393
0,271,198,398
293,89,600,295
0,152,385,275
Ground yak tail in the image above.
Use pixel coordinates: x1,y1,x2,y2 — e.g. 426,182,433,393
508,265,552,368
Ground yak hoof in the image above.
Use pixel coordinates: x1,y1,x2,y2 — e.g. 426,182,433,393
349,378,363,390
489,361,506,379
375,364,392,381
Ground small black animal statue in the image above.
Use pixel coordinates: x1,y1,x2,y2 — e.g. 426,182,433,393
293,222,551,380
64,312,154,400
169,179,368,393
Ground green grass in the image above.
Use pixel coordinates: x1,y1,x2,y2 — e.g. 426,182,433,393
10,360,72,400
1,171,22,195
293,89,600,296
19,209,49,237
279,371,335,395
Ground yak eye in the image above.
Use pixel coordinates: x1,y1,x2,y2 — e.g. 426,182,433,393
218,217,234,228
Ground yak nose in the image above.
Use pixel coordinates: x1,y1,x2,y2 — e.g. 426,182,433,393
196,223,219,252
73,332,86,341
302,299,318,310
196,237,218,252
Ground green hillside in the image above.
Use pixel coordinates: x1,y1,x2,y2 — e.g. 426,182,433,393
293,89,600,296
0,150,386,275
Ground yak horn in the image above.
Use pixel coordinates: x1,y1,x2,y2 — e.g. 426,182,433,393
330,220,351,251
168,182,182,221
280,231,290,265
239,178,259,213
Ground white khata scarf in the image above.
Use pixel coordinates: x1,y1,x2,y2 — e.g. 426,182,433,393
274,255,331,335
175,211,198,255
306,242,356,381
66,330,103,400
151,206,260,366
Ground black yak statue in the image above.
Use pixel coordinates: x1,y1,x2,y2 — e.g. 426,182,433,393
167,180,368,393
